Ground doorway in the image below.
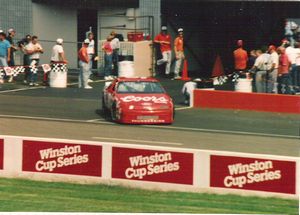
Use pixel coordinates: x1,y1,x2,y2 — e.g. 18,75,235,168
77,9,98,69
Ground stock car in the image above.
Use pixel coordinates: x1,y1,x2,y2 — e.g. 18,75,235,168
102,77,174,124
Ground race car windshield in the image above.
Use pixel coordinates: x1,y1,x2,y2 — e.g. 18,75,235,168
117,81,165,94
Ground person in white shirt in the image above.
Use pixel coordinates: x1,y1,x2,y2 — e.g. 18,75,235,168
25,35,43,86
51,38,67,63
110,31,120,76
182,81,197,105
252,48,272,93
47,38,67,86
284,42,297,90
294,42,300,91
87,32,95,82
268,45,279,93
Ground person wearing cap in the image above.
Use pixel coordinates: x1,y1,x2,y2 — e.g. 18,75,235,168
51,38,68,64
154,26,172,76
0,31,11,78
48,38,67,86
25,35,44,86
7,29,17,65
78,39,92,89
173,28,184,79
110,31,120,76
233,39,248,73
268,45,279,93
6,29,17,83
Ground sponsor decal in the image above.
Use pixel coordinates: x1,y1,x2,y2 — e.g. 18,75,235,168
112,147,193,184
120,96,168,104
22,140,102,177
210,155,296,194
0,139,3,170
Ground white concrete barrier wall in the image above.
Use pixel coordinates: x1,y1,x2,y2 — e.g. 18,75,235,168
0,135,298,199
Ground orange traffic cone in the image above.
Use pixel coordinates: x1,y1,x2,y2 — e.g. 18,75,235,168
211,55,225,78
181,59,191,81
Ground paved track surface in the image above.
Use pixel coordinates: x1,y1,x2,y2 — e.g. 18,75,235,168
0,77,299,157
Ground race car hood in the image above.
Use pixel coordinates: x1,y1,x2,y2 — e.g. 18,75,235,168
116,94,172,105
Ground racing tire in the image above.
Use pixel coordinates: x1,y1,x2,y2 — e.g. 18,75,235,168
102,98,110,119
111,102,117,121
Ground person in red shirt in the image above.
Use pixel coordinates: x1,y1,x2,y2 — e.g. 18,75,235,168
277,47,293,94
102,35,113,80
174,28,184,79
233,40,248,73
78,39,92,89
154,26,172,76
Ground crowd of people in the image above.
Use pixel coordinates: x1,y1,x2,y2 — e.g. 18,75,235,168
233,38,300,95
1,23,300,95
0,28,68,86
77,30,121,89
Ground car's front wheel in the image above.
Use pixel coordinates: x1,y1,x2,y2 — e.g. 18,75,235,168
111,102,117,121
102,98,110,119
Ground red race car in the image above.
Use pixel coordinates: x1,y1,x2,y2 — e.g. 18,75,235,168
102,77,174,124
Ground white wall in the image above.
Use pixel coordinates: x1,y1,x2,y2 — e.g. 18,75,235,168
32,3,78,69
98,7,141,41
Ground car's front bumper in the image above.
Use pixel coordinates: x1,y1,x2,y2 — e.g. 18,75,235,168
117,109,174,124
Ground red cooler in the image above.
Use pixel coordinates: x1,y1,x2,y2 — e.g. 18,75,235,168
128,32,144,42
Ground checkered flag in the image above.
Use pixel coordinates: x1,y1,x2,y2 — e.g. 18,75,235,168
0,68,4,79
232,73,240,83
12,66,25,77
218,76,228,85
52,63,68,73
30,66,38,74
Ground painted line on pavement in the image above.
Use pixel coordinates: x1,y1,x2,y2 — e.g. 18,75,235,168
142,124,300,139
67,79,106,86
0,114,113,125
0,86,46,94
87,119,106,122
0,114,298,139
175,106,192,111
92,137,183,146
0,79,106,94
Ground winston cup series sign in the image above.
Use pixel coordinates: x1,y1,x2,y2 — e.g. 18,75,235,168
210,155,296,194
22,140,102,176
0,139,3,170
112,147,193,184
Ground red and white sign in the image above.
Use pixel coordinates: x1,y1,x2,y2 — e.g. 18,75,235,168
112,147,193,184
4,67,13,76
210,155,296,194
42,64,51,73
22,140,102,177
0,139,3,170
